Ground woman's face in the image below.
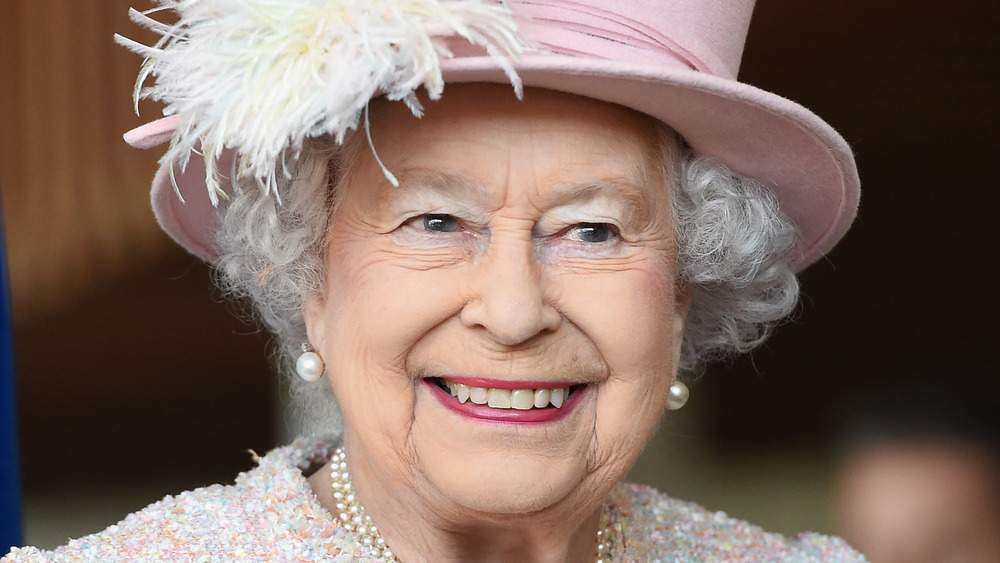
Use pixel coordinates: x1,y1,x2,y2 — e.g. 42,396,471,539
305,85,688,519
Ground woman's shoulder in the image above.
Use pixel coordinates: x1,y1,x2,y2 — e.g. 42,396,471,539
3,437,367,562
609,482,867,562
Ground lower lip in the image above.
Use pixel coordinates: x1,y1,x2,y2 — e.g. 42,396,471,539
425,380,588,424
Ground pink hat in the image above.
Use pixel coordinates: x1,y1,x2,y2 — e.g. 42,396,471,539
121,0,858,271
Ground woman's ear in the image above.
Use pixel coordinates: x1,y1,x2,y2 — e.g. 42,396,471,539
303,294,327,350
672,285,693,368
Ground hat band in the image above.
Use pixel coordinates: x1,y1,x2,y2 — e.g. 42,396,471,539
512,0,720,76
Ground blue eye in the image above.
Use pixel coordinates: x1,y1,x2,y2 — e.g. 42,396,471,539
571,223,614,243
422,214,458,232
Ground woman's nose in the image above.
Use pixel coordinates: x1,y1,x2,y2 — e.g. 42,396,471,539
459,235,561,346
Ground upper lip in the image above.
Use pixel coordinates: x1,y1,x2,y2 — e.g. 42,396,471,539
426,375,584,389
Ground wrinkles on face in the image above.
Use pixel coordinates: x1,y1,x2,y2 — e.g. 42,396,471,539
305,86,690,535
407,316,607,383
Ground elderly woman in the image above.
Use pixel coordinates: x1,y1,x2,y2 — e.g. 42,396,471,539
5,0,864,561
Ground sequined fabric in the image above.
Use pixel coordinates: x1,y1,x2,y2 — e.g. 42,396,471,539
4,438,865,562
603,484,864,561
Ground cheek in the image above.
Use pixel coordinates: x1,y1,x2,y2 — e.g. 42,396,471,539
324,225,473,376
556,258,678,374
555,258,678,465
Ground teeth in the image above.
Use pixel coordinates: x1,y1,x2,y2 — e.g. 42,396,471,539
455,383,470,404
469,386,488,405
550,387,566,408
440,379,572,410
511,389,534,410
487,389,512,408
533,388,550,408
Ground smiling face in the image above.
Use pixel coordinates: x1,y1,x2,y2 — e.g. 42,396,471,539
305,85,688,522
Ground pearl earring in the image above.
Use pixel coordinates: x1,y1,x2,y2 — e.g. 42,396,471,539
666,379,689,410
296,344,325,382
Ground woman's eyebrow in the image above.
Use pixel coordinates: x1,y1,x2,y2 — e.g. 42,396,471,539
542,179,651,224
389,172,651,223
395,170,492,206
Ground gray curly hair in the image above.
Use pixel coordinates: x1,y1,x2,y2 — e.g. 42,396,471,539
214,118,799,435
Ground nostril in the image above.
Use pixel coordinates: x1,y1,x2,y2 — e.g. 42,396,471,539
459,247,559,345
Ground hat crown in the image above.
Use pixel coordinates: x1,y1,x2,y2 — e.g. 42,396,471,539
126,0,856,269
513,0,756,79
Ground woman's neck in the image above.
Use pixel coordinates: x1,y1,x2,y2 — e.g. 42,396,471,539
382,507,603,562
307,446,606,562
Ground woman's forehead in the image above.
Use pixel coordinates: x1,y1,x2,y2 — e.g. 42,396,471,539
347,85,669,209
368,84,658,146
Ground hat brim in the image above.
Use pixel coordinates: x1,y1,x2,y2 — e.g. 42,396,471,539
141,53,858,270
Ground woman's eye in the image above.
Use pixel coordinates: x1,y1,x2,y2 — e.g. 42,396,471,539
568,223,616,243
420,214,459,232
393,213,478,250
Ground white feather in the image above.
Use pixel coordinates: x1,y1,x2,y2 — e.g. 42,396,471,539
116,0,531,204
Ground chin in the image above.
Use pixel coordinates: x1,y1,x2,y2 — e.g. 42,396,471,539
425,450,591,516
410,387,601,516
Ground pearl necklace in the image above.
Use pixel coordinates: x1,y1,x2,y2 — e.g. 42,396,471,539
329,447,616,561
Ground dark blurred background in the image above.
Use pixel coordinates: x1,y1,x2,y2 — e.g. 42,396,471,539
706,1,999,447
2,0,997,547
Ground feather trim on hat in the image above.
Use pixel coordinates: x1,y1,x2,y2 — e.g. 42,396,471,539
116,0,531,204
